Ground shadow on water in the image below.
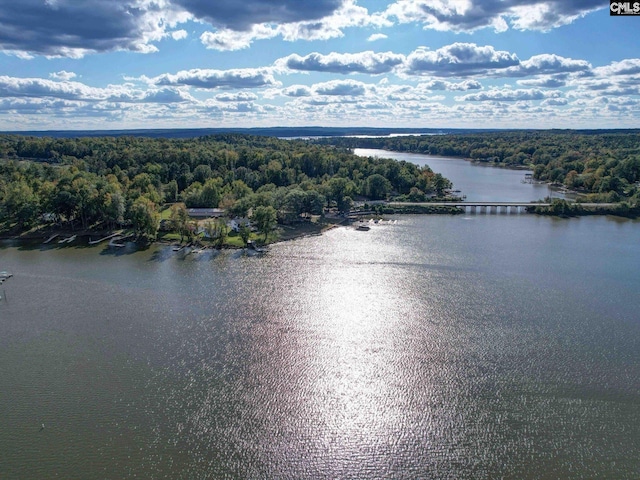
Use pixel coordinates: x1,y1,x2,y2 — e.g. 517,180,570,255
149,246,175,262
98,242,144,257
189,249,222,261
147,246,222,262
0,238,64,252
229,248,268,260
230,248,248,259
1,236,147,254
0,239,24,250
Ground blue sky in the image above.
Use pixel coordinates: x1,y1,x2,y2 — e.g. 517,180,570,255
0,0,638,131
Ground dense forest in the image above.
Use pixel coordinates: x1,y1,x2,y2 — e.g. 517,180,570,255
3,130,638,241
317,130,640,204
0,134,449,239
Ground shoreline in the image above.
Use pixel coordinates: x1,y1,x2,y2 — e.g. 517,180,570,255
357,147,534,172
1,202,637,248
0,217,348,249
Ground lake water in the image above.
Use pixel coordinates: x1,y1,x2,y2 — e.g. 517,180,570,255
1,154,639,479
354,148,565,201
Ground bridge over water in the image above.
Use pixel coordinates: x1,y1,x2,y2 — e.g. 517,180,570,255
351,201,619,215
387,201,619,214
388,201,550,214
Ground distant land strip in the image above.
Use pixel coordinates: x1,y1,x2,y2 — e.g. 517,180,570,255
2,127,640,139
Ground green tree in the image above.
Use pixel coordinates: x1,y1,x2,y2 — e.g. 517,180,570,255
169,202,189,242
231,179,252,199
408,187,426,202
130,173,161,204
433,173,451,197
253,205,277,241
283,188,306,220
364,174,392,200
192,164,213,184
340,195,353,213
71,174,99,229
200,178,221,208
326,177,355,210
53,189,77,227
204,219,228,248
3,180,40,227
238,224,251,247
182,182,203,208
129,197,160,241
304,190,326,215
164,179,178,202
228,195,253,218
104,192,126,230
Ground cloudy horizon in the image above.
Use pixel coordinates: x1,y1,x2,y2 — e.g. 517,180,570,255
1,0,638,131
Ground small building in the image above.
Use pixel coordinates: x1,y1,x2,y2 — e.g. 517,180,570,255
187,208,226,218
230,217,251,232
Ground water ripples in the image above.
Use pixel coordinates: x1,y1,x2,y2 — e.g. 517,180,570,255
2,216,640,478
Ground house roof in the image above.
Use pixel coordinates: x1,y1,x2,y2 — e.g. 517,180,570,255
187,208,225,217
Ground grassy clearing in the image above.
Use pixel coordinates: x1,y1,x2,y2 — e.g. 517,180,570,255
159,205,173,220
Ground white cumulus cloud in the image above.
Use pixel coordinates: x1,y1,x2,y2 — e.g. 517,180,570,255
458,87,562,101
404,43,519,77
368,33,388,42
49,71,77,81
150,68,280,89
277,51,405,75
382,0,604,33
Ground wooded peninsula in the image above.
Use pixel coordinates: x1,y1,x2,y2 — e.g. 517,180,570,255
0,133,451,244
1,130,639,245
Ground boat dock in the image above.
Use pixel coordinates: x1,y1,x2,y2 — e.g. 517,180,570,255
89,232,123,245
43,234,59,244
108,234,133,248
57,234,77,244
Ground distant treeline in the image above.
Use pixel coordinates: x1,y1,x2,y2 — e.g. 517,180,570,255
316,130,640,203
1,126,493,139
0,134,449,238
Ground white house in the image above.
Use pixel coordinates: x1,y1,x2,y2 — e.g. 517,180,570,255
230,217,251,232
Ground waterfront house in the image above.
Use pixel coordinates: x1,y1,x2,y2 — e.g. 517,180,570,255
230,217,252,232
